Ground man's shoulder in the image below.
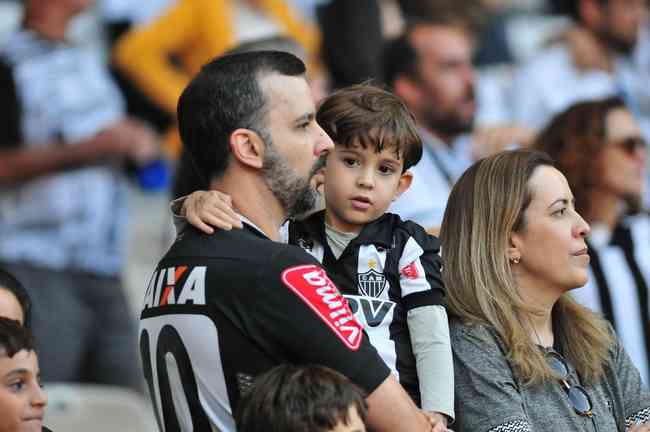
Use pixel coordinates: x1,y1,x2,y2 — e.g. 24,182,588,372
165,226,318,267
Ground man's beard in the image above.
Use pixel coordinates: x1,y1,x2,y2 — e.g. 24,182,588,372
423,89,476,140
598,28,637,56
262,139,319,219
425,111,474,139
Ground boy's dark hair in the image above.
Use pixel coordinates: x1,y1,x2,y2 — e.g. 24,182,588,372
0,317,35,358
235,364,368,432
317,84,422,171
0,268,32,328
177,50,306,185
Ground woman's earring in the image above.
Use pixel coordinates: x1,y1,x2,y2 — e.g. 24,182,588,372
510,256,520,264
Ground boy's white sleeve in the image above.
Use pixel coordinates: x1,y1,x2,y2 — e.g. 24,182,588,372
407,305,455,421
279,221,290,244
170,196,188,235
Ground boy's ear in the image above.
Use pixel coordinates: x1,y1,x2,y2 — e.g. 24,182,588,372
393,170,413,201
229,128,265,169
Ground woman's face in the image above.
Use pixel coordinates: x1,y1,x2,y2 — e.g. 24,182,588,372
0,350,46,432
510,166,591,294
599,108,646,199
0,290,23,326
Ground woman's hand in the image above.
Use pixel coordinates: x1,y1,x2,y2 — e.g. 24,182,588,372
182,190,242,234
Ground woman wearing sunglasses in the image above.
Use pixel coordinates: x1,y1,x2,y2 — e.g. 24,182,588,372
534,97,650,386
440,150,650,431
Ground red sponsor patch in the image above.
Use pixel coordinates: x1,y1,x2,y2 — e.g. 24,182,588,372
282,265,362,350
400,261,420,280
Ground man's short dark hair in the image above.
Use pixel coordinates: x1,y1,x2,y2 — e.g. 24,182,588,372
552,0,608,23
317,84,422,171
235,364,368,432
383,30,419,89
0,317,35,358
0,268,32,328
177,51,306,185
383,17,472,88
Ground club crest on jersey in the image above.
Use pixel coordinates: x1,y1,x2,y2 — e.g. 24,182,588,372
357,269,387,298
282,265,362,350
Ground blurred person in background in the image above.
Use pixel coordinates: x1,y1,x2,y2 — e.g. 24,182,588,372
112,0,321,161
316,0,404,89
441,149,650,431
511,0,650,137
100,0,177,141
384,17,533,234
0,0,158,390
0,317,50,432
535,97,650,385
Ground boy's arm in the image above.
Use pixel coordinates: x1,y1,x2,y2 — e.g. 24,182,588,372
407,305,454,421
397,225,454,421
171,190,242,235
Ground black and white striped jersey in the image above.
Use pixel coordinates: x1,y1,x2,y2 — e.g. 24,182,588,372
287,211,445,406
139,223,390,432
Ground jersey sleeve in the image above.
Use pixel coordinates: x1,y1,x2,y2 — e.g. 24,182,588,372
451,322,533,432
397,223,445,311
407,305,454,418
253,246,390,394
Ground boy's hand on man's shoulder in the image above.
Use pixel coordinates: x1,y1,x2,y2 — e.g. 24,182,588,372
182,190,242,234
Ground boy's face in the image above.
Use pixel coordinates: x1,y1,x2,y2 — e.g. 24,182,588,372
323,140,412,233
0,350,47,432
329,406,366,432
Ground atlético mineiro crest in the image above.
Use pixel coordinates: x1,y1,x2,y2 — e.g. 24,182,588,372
357,269,387,298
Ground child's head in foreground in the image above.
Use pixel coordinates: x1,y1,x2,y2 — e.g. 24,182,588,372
315,84,422,232
235,364,368,432
0,317,46,432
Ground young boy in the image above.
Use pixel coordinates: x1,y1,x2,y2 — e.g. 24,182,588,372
235,364,368,432
177,84,454,429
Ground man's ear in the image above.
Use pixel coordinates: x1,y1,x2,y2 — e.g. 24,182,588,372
393,170,413,201
229,128,265,169
394,76,421,112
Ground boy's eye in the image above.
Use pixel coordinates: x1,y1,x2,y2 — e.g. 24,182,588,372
378,165,395,175
343,158,359,167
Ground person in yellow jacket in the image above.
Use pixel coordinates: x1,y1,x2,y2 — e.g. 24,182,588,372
113,0,321,158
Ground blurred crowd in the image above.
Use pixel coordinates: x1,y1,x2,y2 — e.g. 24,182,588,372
0,0,649,430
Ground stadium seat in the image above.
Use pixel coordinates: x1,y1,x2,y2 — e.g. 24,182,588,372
43,383,158,432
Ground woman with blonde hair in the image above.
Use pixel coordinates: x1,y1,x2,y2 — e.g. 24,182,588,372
440,149,650,431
